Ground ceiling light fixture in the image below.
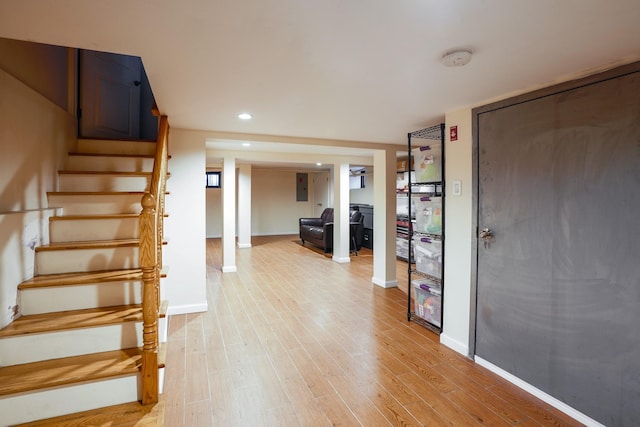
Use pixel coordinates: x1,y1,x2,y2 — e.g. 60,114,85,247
441,49,472,67
238,113,253,120
316,162,322,166
242,143,250,147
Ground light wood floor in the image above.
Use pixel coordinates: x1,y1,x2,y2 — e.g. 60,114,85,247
160,235,581,427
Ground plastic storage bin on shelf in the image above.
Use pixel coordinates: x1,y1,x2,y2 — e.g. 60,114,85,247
396,195,415,217
413,145,442,183
396,235,413,260
413,236,442,279
413,196,442,235
412,279,441,327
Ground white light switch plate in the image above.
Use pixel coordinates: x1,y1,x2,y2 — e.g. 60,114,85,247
453,180,461,196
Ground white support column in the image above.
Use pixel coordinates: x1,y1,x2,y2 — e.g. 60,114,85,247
372,149,398,288
222,155,237,272
332,162,351,263
237,163,252,249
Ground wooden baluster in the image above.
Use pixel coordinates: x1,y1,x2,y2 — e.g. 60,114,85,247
139,192,159,405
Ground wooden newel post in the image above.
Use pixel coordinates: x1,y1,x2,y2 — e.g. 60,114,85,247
140,192,159,405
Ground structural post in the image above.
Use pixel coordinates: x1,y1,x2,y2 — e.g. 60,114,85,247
332,162,350,263
222,155,237,272
372,149,398,288
237,164,252,249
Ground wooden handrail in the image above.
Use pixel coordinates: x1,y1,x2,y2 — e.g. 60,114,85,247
139,115,169,405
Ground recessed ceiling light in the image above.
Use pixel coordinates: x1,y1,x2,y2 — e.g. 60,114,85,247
238,113,253,120
316,162,322,166
242,143,251,147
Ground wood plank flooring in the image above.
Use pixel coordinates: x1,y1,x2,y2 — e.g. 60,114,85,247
20,234,581,426
163,235,582,426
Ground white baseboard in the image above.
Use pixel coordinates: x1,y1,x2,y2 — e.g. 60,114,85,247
166,302,208,316
439,333,469,356
332,255,351,263
251,232,298,237
371,277,398,288
222,265,237,273
474,356,605,427
206,232,299,238
237,243,252,249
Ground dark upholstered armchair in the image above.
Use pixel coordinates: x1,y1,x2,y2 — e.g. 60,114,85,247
299,208,364,254
299,208,335,252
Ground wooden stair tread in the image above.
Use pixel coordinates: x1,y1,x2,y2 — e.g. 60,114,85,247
18,269,143,289
13,396,165,427
47,191,145,196
159,300,169,318
0,347,166,397
68,151,171,160
49,213,139,221
35,239,139,252
58,170,152,176
49,214,168,220
19,267,168,290
68,151,155,158
0,304,143,338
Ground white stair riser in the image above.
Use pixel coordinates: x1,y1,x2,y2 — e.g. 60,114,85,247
58,174,150,192
20,281,142,315
159,316,168,344
77,139,156,155
36,247,139,275
0,375,140,427
0,323,142,366
50,217,139,242
48,194,143,215
68,155,154,172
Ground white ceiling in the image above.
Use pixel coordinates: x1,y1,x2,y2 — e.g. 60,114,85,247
1,1,639,158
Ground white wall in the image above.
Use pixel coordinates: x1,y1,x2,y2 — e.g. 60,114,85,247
207,168,320,237
252,169,314,235
163,129,208,314
0,37,69,110
206,166,378,237
0,209,58,328
206,187,222,238
440,109,474,356
0,64,75,328
349,167,374,205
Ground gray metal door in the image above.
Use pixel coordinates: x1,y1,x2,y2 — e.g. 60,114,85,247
476,69,640,426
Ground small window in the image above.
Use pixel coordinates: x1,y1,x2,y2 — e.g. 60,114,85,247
206,171,221,188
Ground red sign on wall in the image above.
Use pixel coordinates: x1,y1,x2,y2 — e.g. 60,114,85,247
450,125,458,142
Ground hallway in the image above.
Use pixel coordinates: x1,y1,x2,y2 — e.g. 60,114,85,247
163,235,580,426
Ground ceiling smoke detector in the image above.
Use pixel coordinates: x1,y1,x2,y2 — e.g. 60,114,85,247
441,50,472,67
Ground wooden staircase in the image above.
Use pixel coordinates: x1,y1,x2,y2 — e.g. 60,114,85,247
0,122,170,426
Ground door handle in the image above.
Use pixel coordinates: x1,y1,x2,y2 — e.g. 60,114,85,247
479,228,494,249
133,80,141,86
